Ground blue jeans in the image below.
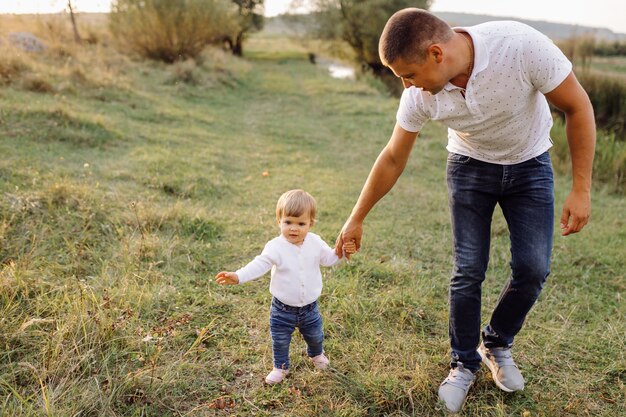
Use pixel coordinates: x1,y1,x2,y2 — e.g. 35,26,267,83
269,297,324,370
446,151,554,372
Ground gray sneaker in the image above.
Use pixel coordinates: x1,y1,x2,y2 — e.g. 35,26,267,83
438,363,476,413
478,343,525,392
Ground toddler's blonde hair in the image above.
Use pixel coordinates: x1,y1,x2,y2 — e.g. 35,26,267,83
276,189,317,224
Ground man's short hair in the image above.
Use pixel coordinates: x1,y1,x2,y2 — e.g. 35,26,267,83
276,189,317,224
379,8,453,66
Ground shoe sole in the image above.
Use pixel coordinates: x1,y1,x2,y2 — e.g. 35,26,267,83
265,377,285,384
478,347,516,393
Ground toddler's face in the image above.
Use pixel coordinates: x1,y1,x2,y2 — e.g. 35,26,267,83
279,213,312,245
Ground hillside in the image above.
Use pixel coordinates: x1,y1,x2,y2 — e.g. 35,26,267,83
266,12,626,41
434,11,626,41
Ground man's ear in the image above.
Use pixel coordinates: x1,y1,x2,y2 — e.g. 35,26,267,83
429,44,444,63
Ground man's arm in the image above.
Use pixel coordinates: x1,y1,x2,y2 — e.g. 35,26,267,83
545,71,596,236
335,123,419,256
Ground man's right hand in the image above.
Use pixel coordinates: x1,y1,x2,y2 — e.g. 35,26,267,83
335,218,363,259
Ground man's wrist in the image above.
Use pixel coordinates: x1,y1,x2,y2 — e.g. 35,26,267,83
349,213,365,224
571,182,591,194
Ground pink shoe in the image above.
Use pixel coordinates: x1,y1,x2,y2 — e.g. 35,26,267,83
310,353,329,370
265,367,288,384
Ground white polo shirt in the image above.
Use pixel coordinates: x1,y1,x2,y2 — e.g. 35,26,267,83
235,232,341,307
396,21,572,164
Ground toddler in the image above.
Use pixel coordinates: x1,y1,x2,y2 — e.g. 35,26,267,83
215,189,355,384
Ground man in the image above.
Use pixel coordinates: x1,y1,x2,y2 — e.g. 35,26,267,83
334,8,595,414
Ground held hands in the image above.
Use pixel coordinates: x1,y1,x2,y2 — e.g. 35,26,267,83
215,271,239,285
335,218,363,259
343,240,357,257
560,190,591,236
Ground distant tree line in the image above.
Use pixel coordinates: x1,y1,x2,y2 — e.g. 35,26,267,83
593,40,626,57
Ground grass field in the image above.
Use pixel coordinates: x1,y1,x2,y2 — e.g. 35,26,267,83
589,56,626,79
0,24,625,417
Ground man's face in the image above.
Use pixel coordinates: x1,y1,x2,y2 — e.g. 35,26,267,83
389,53,448,95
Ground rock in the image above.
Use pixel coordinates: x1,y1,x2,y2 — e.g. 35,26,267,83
8,32,46,53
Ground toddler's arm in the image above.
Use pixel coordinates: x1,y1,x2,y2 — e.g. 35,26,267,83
215,241,276,285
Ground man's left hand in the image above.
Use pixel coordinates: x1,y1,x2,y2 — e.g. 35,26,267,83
560,190,591,236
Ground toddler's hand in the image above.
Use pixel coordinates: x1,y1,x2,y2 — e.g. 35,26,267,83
215,271,239,285
343,240,357,256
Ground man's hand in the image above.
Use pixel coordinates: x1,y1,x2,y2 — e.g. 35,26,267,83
335,218,363,259
560,190,591,236
215,271,239,285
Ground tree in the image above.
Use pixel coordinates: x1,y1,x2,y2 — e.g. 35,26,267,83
67,0,82,42
223,0,265,56
314,0,431,74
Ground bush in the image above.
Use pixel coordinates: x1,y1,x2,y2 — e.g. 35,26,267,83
0,48,31,85
593,40,626,57
109,0,238,63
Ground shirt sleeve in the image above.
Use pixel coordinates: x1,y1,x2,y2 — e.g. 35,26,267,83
318,236,342,267
396,87,429,133
521,26,572,94
235,242,276,284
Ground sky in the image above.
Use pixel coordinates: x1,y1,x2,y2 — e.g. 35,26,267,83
2,0,626,35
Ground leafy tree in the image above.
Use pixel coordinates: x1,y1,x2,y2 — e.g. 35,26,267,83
223,0,265,56
313,0,431,74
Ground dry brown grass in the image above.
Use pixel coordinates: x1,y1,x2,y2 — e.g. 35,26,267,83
0,13,109,43
0,13,130,93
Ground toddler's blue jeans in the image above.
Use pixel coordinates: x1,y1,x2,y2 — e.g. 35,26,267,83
446,151,554,372
269,297,324,370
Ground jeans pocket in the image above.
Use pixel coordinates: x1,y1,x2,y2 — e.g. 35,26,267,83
532,151,552,166
447,152,472,164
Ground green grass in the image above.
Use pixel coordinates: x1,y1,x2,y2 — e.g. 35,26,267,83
0,32,624,416
589,56,626,78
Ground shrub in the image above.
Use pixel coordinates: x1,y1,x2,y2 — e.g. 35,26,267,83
21,74,55,93
0,48,31,85
167,58,202,85
109,0,239,63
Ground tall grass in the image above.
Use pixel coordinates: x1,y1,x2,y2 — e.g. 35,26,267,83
577,70,626,137
551,118,626,193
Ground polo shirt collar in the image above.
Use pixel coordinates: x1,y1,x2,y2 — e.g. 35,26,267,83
444,26,489,92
